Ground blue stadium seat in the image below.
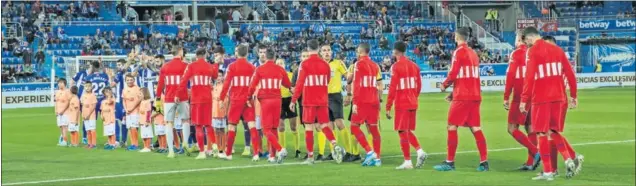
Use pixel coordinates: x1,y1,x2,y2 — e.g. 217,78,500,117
2,51,10,57
16,58,23,64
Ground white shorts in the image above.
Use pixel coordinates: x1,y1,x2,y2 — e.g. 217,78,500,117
103,124,115,136
68,123,79,132
255,116,262,130
174,117,183,130
164,101,190,122
154,125,166,135
126,114,140,128
57,115,69,127
213,119,227,128
140,125,154,139
84,120,96,131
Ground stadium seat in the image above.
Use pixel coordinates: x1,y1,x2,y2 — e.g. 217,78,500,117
16,58,23,64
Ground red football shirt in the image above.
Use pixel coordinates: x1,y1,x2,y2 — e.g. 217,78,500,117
442,43,481,101
219,58,256,101
248,61,291,99
291,54,331,106
156,57,188,103
352,56,381,106
521,40,577,104
177,58,219,104
503,44,528,102
386,55,421,111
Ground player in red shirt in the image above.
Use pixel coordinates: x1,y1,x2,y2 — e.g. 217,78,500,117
248,48,292,163
290,39,346,164
176,49,219,160
542,35,584,177
521,27,579,180
435,27,489,172
155,46,191,158
503,33,540,171
385,41,428,170
219,44,260,161
349,43,383,167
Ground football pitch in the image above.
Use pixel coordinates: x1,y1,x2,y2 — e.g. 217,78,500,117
2,87,635,185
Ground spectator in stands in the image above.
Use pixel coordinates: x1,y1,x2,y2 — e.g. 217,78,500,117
143,10,151,21
164,10,173,24
126,5,139,24
117,1,127,18
232,8,242,21
379,36,389,50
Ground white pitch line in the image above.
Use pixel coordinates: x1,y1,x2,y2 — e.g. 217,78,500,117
3,139,635,185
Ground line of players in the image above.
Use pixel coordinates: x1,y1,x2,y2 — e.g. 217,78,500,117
53,26,584,178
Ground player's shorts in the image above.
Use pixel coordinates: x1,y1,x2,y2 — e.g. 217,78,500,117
302,106,329,124
84,120,96,131
213,118,227,128
140,125,154,139
56,115,69,127
103,123,115,136
328,93,344,121
260,98,282,129
164,101,190,122
115,103,125,120
508,102,530,125
68,123,79,132
126,114,140,128
448,100,481,127
351,104,380,125
191,103,212,126
559,101,568,132
281,97,298,119
531,101,564,133
154,124,166,135
228,100,255,124
394,109,417,131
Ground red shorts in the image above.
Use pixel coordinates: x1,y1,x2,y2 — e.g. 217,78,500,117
508,102,530,125
191,103,212,126
394,109,416,131
558,101,568,132
531,101,564,133
351,104,380,125
448,100,481,127
259,98,282,129
228,100,255,124
302,106,329,124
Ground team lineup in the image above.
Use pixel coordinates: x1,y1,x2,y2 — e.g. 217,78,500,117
52,26,585,181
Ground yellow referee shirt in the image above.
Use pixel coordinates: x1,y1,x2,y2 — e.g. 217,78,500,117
281,72,293,98
328,59,348,94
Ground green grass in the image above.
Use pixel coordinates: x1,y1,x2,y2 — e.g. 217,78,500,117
2,87,635,185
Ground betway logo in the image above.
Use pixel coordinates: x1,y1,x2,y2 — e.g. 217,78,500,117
579,21,610,29
616,20,636,28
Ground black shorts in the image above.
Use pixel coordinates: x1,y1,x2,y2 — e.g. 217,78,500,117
281,97,298,119
328,93,344,121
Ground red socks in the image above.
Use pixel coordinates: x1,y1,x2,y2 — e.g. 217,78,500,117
407,131,421,150
551,139,559,172
321,126,337,144
527,132,538,166
538,135,553,173
564,137,577,158
206,126,216,145
369,125,381,158
512,130,538,155
226,130,236,156
195,126,205,152
398,131,411,160
446,130,458,162
265,129,282,151
550,132,572,160
350,125,372,152
473,130,488,162
249,128,261,155
305,131,314,157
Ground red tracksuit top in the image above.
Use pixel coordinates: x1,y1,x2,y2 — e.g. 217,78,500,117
291,54,331,106
521,39,577,104
177,58,218,104
386,55,421,111
442,43,482,101
503,44,528,102
156,57,188,103
220,58,256,101
248,61,291,99
352,56,381,106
